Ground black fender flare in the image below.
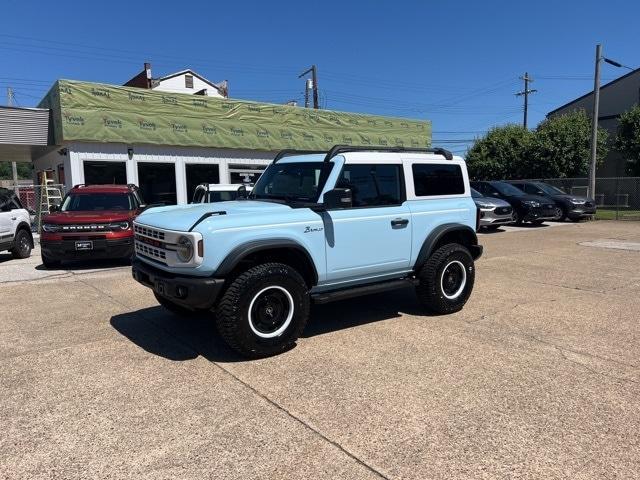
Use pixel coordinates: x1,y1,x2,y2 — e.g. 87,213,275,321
215,238,319,285
414,223,481,271
14,221,34,247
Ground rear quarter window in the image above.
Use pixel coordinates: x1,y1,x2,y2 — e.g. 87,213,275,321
412,163,465,196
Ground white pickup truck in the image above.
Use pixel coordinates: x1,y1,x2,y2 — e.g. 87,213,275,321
0,188,33,259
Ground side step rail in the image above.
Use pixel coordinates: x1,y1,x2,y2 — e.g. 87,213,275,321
311,278,417,304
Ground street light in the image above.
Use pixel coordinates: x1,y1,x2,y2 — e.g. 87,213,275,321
588,45,631,199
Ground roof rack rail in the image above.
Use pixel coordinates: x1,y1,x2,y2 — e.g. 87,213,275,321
323,145,454,161
273,149,327,163
72,184,86,189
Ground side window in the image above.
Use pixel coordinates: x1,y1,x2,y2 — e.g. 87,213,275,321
336,164,404,207
412,163,465,196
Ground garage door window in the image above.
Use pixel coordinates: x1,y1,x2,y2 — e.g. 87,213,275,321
138,163,177,205
83,161,127,185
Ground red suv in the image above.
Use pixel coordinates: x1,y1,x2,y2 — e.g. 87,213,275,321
40,184,145,268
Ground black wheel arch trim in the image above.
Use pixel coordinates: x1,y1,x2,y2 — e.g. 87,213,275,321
14,222,34,247
215,238,319,285
414,223,481,270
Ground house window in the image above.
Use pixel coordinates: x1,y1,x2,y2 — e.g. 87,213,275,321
185,74,194,89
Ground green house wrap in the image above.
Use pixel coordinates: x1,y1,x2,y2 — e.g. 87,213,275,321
39,80,431,151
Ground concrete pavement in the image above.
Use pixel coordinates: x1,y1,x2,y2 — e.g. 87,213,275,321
1,221,639,479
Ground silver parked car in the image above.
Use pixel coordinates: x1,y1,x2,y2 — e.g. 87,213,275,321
471,188,514,230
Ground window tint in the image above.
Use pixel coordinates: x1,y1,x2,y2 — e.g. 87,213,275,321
62,193,133,212
412,164,464,196
336,164,403,207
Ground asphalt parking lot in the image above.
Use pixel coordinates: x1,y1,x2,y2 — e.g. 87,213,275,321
2,221,640,479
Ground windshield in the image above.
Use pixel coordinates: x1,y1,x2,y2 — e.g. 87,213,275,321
251,162,325,202
536,182,567,195
492,182,525,196
61,193,133,211
471,188,483,198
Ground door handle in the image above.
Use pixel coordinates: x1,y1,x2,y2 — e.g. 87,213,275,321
391,218,409,227
11,217,17,221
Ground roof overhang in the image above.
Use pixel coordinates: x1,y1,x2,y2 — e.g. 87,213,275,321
0,106,53,162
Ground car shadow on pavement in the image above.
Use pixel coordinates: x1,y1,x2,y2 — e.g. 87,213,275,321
111,288,426,362
0,252,17,264
110,307,244,363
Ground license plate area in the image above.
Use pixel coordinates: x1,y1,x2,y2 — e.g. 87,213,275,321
75,240,93,251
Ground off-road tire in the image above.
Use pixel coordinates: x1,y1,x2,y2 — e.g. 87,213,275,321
416,243,475,314
11,229,32,259
41,254,60,269
154,292,194,317
215,262,310,358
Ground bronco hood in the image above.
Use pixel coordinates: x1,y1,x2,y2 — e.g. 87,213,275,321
135,200,292,232
44,210,135,224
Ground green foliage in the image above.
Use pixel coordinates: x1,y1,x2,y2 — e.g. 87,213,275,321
533,110,607,178
466,125,534,180
466,110,608,180
0,162,33,180
615,104,640,175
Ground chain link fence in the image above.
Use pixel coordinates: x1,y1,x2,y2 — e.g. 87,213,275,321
522,177,640,221
7,183,66,231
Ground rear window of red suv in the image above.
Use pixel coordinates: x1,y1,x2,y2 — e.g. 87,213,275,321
61,193,133,211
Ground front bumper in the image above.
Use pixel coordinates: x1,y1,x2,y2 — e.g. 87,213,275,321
132,257,225,310
567,206,597,219
479,208,514,227
524,206,557,222
41,237,134,261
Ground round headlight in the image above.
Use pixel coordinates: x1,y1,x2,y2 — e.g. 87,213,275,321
176,236,194,262
109,221,130,231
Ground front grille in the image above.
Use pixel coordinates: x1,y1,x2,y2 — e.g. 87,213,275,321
59,224,111,232
135,242,167,261
134,225,165,240
495,206,512,215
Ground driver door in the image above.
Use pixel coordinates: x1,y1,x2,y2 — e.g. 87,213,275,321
324,163,412,283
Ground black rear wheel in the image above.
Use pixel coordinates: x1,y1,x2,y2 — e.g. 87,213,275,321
11,229,32,259
416,243,475,314
215,263,310,358
41,254,61,269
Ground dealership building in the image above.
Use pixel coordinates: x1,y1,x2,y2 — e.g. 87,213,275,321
1,74,431,205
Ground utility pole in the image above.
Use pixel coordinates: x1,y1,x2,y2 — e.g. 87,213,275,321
299,65,319,109
515,73,537,129
588,44,602,200
304,79,311,108
7,88,18,186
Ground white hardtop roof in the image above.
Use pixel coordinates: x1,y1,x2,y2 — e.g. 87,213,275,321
201,184,253,191
277,151,464,164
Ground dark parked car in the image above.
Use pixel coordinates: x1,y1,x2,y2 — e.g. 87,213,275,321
507,180,596,222
471,181,556,225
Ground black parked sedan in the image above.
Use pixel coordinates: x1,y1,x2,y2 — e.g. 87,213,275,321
471,181,557,225
507,180,596,222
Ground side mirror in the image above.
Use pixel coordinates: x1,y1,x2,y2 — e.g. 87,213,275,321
237,185,248,199
49,205,60,213
324,188,352,209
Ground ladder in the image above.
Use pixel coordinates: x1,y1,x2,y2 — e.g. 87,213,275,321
36,174,63,232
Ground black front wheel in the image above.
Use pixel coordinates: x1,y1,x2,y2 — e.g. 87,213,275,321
215,263,310,358
11,230,32,259
416,243,475,314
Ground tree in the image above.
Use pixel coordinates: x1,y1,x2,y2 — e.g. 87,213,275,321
0,161,33,180
465,125,534,180
615,104,640,176
532,110,608,178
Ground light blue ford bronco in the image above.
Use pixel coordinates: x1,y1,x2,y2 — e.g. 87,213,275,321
132,146,482,357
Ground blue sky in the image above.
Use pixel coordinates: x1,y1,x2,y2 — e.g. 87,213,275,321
1,0,637,154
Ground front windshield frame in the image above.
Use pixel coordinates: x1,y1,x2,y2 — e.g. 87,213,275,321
492,182,525,196
61,193,134,212
535,182,566,195
470,188,483,198
250,161,330,203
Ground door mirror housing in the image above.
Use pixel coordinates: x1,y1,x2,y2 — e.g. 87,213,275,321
49,205,60,213
323,188,352,209
237,185,248,199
